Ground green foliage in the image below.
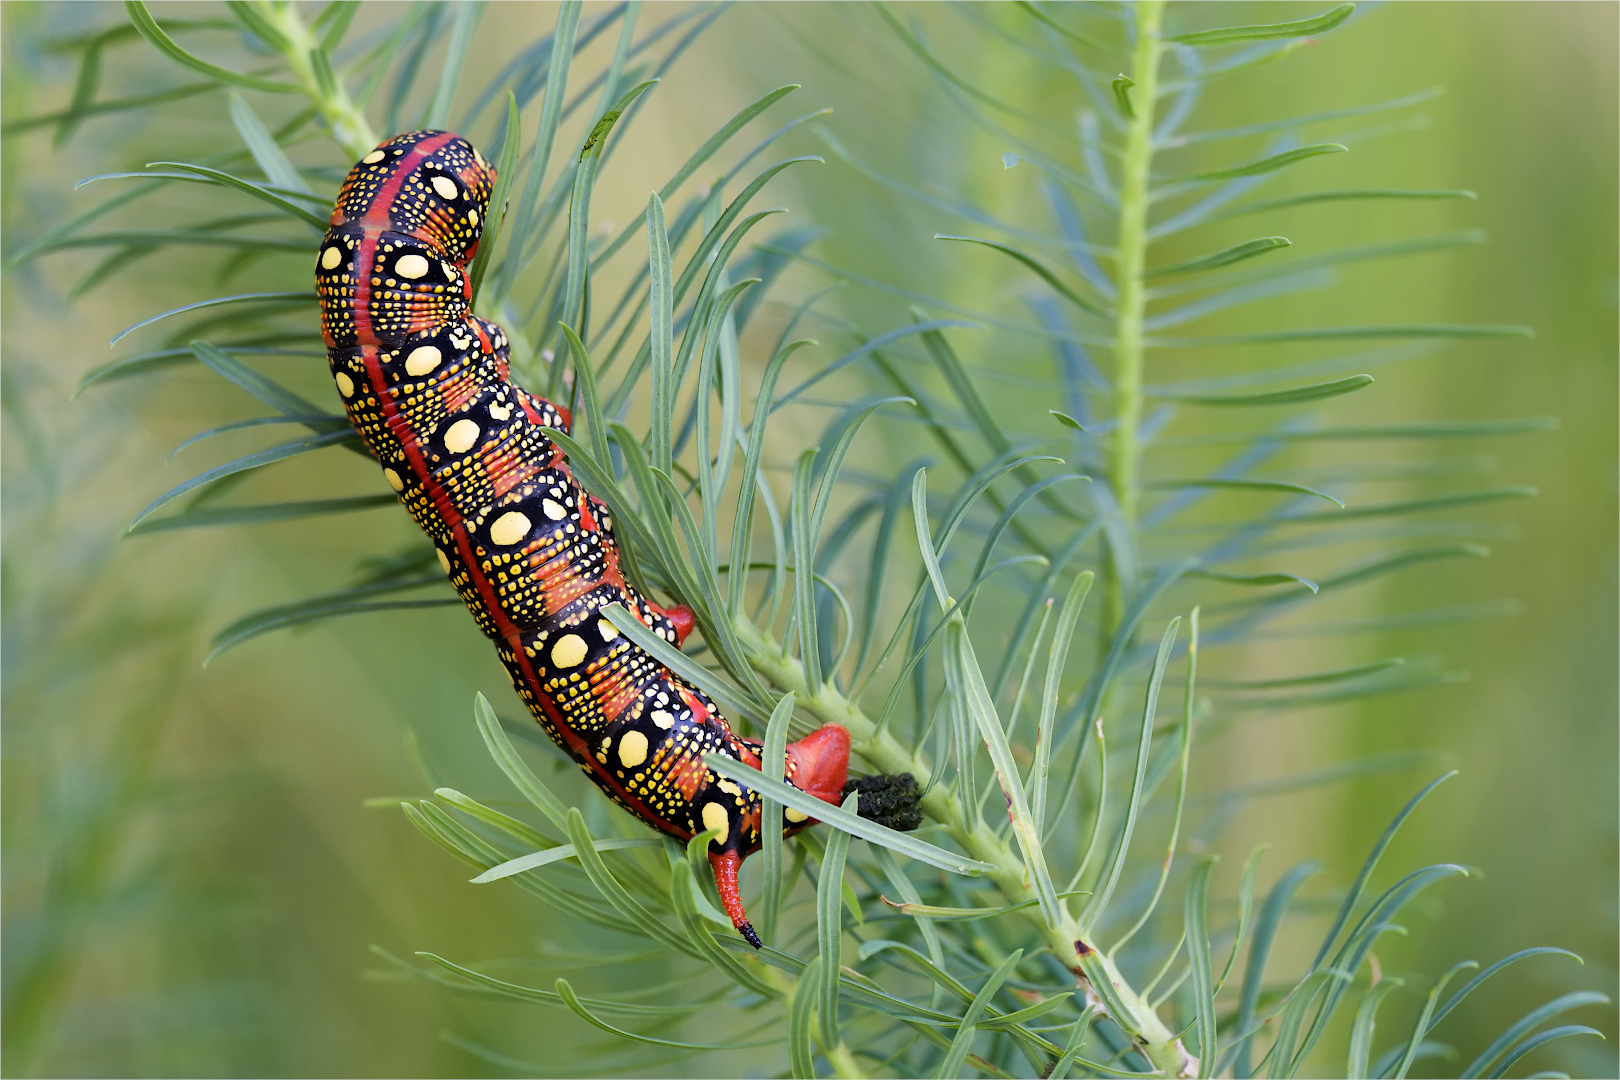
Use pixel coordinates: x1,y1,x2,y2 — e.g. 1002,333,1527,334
8,2,1611,1078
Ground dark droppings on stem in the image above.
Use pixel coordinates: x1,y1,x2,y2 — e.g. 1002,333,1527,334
844,773,924,832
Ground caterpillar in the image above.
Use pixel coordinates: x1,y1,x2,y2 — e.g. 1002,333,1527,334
315,130,916,948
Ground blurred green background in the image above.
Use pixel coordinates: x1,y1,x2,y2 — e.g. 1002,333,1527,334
3,2,1614,1077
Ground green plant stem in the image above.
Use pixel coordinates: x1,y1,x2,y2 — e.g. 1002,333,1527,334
257,1,376,158
735,617,1196,1078
1103,0,1164,637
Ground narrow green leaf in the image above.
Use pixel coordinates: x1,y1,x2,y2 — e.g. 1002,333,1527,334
730,337,815,617
470,837,660,883
1082,617,1181,930
1215,189,1476,222
189,340,331,418
469,92,521,307
1480,1026,1605,1079
1218,845,1268,995
1312,773,1457,971
601,603,758,724
1111,73,1136,120
936,234,1107,316
125,1,298,93
1460,992,1611,1079
111,291,315,346
433,787,554,852
1031,571,1093,835
1155,324,1532,348
760,692,795,946
1147,236,1291,278
421,1,483,128
1190,568,1320,592
1075,947,1139,1034
130,428,355,529
1230,862,1320,1078
1348,978,1405,1079
792,448,824,692
788,958,820,1079
1186,856,1219,1077
1386,963,1472,1079
647,192,674,475
105,162,328,227
1171,4,1356,46
554,975,773,1049
668,861,781,999
937,950,1023,1080
704,755,993,875
1051,409,1087,432
954,621,1062,926
1427,949,1585,1033
127,493,393,534
565,809,698,958
226,91,310,194
1175,144,1348,184
473,692,571,832
817,791,858,1049
1146,477,1343,506
1158,374,1376,407
1204,658,1405,690
1279,486,1536,523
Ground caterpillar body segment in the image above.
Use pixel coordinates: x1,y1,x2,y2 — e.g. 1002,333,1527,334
317,130,861,947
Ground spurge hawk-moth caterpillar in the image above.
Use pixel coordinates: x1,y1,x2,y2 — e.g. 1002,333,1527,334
316,129,918,947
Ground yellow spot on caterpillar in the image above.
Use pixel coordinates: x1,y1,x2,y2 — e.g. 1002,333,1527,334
468,208,479,227
383,468,404,492
334,371,354,397
444,418,480,453
598,619,619,641
490,511,530,546
488,402,511,421
551,634,588,669
618,730,649,768
431,175,458,200
396,253,430,279
405,345,442,376
320,246,343,270
542,498,566,520
651,710,674,729
436,548,452,575
717,780,742,797
702,802,730,846
785,807,809,823
362,149,386,164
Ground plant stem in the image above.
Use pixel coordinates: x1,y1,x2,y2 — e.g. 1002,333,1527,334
258,1,377,159
1103,0,1164,638
736,617,1197,1079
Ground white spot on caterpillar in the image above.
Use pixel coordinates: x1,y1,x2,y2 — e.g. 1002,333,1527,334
488,402,511,421
785,807,809,823
404,345,442,376
701,802,730,846
598,619,619,641
444,418,480,453
383,468,404,493
320,245,343,270
468,208,479,227
431,175,458,200
436,548,452,575
717,780,742,798
489,511,530,546
542,498,566,521
651,710,674,729
334,371,354,397
396,253,430,279
550,634,588,669
618,730,649,768
362,149,386,164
